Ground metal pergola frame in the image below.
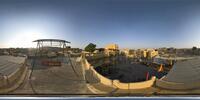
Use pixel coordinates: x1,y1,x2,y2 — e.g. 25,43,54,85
29,39,78,94
33,39,71,55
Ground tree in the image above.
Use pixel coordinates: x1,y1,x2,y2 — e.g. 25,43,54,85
84,43,96,53
192,46,197,51
192,46,198,55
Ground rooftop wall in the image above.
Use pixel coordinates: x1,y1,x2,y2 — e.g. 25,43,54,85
0,57,27,93
81,55,156,90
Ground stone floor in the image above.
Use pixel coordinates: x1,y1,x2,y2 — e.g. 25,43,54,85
11,57,93,95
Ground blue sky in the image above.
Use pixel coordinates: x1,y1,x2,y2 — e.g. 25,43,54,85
1,0,200,49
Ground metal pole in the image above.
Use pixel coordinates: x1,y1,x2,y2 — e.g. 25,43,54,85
29,41,40,94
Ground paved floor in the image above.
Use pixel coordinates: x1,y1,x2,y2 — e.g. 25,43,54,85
162,57,200,83
11,57,93,95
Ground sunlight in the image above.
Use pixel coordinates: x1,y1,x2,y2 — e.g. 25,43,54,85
7,29,47,48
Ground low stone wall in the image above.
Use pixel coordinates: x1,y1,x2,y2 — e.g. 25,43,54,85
0,63,27,90
0,76,7,88
8,65,26,86
81,55,156,89
156,76,200,90
113,77,156,89
86,54,109,61
90,66,114,86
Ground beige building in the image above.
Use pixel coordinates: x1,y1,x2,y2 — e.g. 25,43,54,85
146,49,158,58
105,44,119,56
136,49,158,58
122,48,129,55
136,49,146,58
122,49,136,58
141,50,147,58
105,44,119,50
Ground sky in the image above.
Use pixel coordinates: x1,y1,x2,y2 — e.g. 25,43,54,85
1,0,200,49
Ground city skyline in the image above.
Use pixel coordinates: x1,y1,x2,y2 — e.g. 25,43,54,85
1,0,200,49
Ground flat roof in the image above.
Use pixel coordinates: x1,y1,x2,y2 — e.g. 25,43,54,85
33,39,71,43
0,56,25,75
162,57,200,83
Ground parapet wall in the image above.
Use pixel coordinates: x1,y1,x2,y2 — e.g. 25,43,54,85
0,62,27,91
81,55,156,89
113,77,156,89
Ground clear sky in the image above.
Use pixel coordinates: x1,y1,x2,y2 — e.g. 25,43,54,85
1,0,200,49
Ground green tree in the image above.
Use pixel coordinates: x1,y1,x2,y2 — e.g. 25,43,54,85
192,46,197,51
84,43,96,52
192,46,198,55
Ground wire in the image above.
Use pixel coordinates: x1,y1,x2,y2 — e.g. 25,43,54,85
65,52,79,77
28,47,39,94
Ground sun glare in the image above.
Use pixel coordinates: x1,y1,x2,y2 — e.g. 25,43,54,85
7,30,47,48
